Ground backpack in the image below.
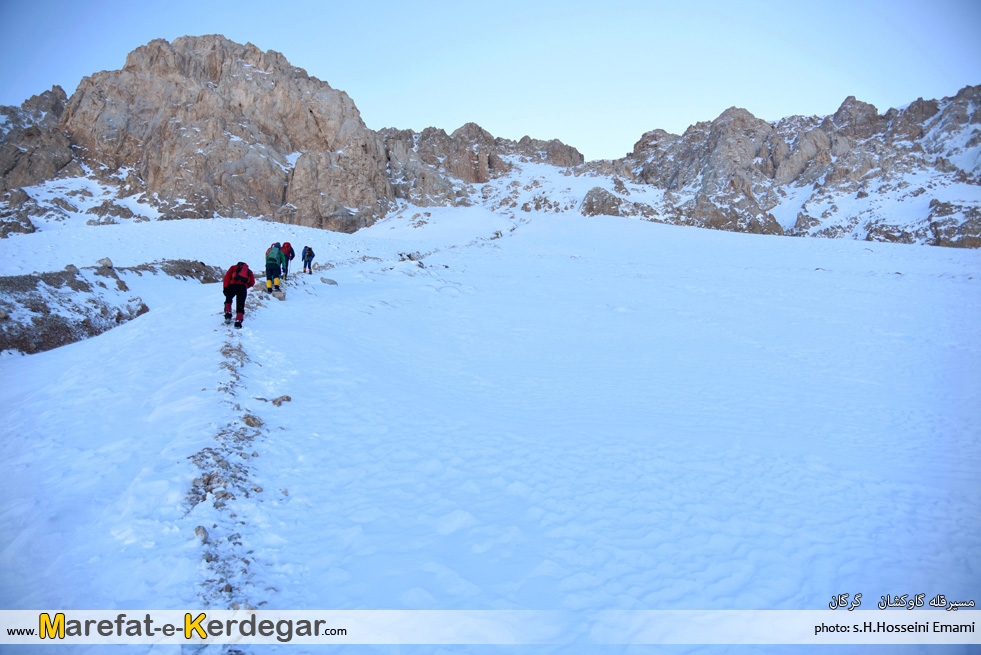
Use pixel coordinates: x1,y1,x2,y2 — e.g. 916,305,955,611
282,242,294,258
302,246,314,259
233,262,251,284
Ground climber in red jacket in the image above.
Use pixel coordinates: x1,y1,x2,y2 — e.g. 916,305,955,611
281,242,295,280
222,262,256,329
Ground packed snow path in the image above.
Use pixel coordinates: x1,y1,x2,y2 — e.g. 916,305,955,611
1,208,979,654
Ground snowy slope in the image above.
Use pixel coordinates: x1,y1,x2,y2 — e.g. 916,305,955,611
1,190,980,654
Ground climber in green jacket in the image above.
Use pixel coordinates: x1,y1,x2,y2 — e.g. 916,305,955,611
264,242,287,293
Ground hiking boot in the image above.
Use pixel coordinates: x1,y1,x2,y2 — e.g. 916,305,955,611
234,321,242,329
224,312,232,324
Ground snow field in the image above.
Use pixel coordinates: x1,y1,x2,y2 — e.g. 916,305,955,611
1,277,228,609
1,205,979,654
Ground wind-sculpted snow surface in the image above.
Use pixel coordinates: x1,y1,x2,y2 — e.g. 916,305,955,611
0,207,979,653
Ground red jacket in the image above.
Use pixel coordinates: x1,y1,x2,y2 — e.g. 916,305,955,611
223,263,255,288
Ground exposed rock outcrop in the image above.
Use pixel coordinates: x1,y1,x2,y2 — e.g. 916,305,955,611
580,186,656,220
378,122,583,207
927,199,981,248
0,86,77,195
0,259,221,354
0,187,38,237
0,265,148,354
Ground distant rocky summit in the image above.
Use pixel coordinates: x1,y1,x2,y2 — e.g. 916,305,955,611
0,34,977,247
581,89,980,246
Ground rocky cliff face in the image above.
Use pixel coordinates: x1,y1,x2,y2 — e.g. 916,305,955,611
0,34,977,247
59,35,398,231
378,122,584,206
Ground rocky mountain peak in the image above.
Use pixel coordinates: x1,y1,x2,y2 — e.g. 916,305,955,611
19,85,68,121
122,35,303,90
0,85,76,201
450,122,497,146
715,106,761,125
884,97,940,141
630,129,679,157
2,35,586,233
0,35,977,249
581,85,980,246
828,95,884,140
58,34,395,229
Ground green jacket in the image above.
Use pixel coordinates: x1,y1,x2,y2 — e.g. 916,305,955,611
265,246,287,267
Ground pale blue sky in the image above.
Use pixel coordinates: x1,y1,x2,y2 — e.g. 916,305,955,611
1,0,979,160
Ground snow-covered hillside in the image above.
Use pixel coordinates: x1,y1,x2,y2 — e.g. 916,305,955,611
1,160,980,653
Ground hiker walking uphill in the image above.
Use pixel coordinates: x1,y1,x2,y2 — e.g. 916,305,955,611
222,262,255,329
281,242,296,280
301,245,315,274
265,242,287,293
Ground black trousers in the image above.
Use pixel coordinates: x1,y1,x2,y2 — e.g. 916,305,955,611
265,263,282,286
223,284,247,315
